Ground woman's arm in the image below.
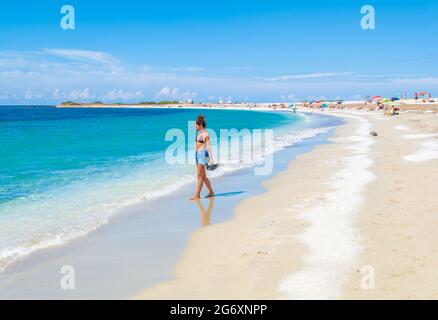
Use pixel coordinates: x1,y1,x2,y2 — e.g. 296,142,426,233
205,133,214,163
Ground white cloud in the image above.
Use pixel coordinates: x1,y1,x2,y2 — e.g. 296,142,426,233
0,70,25,77
168,66,205,72
52,89,63,100
260,72,355,82
280,93,296,101
1,49,438,104
53,89,84,101
156,86,177,99
227,66,253,71
67,88,94,101
155,86,197,100
24,90,43,100
140,65,154,72
50,88,145,102
391,77,438,85
102,89,145,101
0,91,11,100
44,49,118,65
24,90,33,100
350,94,363,100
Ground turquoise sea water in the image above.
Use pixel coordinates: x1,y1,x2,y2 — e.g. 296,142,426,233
0,106,341,270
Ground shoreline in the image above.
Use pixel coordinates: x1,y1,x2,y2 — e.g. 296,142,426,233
0,110,340,299
136,108,438,300
55,101,438,113
135,110,362,299
0,109,334,275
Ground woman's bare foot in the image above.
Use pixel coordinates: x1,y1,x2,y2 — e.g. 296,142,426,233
190,195,201,200
205,192,215,198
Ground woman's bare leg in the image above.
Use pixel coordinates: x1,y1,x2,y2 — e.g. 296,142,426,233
203,175,214,197
191,165,204,200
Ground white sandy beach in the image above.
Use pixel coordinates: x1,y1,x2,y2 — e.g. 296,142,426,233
4,0,438,302
135,108,438,300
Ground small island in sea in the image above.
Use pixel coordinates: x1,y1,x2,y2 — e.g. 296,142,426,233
59,100,181,107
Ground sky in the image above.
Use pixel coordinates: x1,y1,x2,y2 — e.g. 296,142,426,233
1,0,438,104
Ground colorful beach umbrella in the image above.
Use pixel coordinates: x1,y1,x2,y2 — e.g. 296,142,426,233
372,96,382,101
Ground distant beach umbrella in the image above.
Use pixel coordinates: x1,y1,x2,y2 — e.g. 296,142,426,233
372,96,382,101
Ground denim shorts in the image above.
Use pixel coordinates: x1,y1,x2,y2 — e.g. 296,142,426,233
195,149,209,166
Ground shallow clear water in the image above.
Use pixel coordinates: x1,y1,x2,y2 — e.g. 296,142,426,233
0,106,341,270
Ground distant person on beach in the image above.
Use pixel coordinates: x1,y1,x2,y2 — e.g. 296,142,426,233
191,115,215,200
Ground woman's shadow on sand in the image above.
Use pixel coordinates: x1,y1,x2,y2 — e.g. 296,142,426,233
211,191,245,198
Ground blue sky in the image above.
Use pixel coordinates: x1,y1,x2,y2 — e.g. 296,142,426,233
1,0,438,104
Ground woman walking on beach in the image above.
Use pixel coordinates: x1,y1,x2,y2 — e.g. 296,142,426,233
191,115,215,200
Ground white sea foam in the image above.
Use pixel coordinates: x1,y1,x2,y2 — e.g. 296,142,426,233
0,119,337,272
395,125,412,131
403,141,438,162
279,113,375,299
402,133,438,139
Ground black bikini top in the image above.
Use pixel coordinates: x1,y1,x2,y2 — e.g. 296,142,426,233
196,135,205,144
196,131,205,144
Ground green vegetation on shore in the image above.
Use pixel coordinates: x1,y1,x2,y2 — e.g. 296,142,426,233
138,100,180,105
60,100,180,106
60,101,83,106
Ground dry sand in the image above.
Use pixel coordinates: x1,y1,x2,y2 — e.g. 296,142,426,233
135,109,438,300
342,111,438,299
